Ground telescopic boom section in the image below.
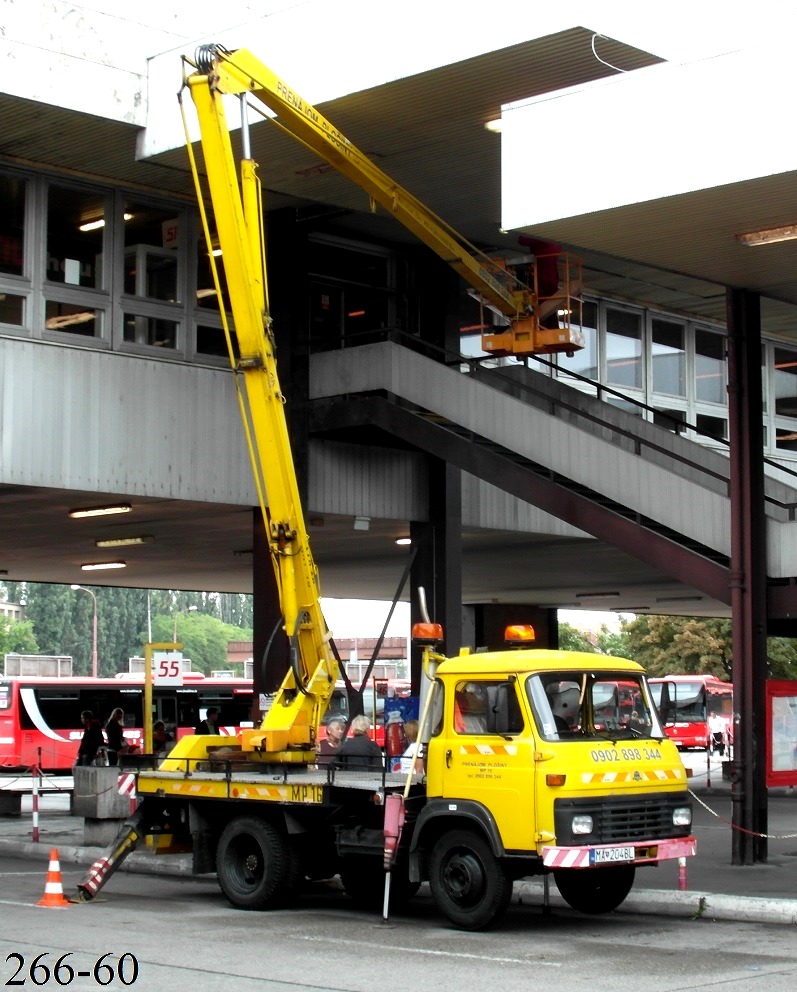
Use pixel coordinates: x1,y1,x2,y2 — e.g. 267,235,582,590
189,45,584,358
187,62,335,762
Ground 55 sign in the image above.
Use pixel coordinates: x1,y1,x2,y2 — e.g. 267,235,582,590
153,651,184,686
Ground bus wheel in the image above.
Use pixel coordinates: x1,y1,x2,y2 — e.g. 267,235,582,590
216,816,290,910
340,856,420,910
553,865,635,914
429,829,512,931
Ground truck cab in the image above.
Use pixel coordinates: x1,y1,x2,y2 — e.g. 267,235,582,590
411,649,694,929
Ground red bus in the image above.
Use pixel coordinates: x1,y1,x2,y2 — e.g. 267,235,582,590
648,674,733,750
0,674,255,771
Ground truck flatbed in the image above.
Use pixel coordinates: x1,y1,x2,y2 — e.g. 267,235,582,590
137,765,416,803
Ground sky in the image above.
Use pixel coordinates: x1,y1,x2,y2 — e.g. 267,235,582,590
320,599,627,640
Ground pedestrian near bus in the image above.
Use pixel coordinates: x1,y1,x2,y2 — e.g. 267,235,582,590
75,710,104,767
194,707,220,735
104,707,126,766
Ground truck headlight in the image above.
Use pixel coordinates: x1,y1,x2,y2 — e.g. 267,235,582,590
672,806,691,827
572,814,594,835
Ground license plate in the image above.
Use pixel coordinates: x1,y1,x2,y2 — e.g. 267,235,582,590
591,846,635,864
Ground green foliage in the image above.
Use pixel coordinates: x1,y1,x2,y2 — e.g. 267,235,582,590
558,622,598,653
764,637,797,679
617,614,797,680
596,626,630,658
148,611,253,675
619,615,732,677
1,582,253,677
0,617,39,656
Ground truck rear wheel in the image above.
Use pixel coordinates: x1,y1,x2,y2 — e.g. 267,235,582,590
216,816,291,910
553,865,635,914
428,829,513,931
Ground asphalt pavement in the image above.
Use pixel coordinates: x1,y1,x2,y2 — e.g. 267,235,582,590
1,753,795,925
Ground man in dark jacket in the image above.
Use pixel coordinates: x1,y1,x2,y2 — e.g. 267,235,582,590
332,715,383,771
194,707,220,735
76,710,104,766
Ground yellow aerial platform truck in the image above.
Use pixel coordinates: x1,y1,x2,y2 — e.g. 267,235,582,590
77,46,694,931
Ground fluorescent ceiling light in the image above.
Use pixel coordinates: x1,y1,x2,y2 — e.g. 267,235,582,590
81,560,127,571
655,595,703,604
395,537,412,546
735,224,797,246
78,212,133,233
612,606,649,612
69,503,132,519
95,536,154,548
575,591,620,600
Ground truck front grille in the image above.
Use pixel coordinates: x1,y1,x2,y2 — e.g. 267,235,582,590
554,792,690,846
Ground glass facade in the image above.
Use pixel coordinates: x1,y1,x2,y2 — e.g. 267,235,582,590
2,161,797,464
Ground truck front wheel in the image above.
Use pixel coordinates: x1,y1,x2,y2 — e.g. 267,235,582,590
216,816,290,910
429,829,513,931
553,865,635,914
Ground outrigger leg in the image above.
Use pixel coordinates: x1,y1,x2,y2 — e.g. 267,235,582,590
75,810,145,902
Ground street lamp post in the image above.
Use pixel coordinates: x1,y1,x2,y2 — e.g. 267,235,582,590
173,604,198,642
71,584,98,679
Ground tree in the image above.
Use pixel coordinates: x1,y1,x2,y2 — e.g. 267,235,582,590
596,625,630,658
558,622,598,653
0,617,39,656
618,614,797,680
148,611,253,675
619,615,732,677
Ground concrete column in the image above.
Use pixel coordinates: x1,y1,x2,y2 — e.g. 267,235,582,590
726,287,768,864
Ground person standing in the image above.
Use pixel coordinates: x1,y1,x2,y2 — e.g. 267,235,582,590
194,707,220,735
104,707,126,766
75,710,104,766
399,718,424,775
708,712,726,756
316,716,346,765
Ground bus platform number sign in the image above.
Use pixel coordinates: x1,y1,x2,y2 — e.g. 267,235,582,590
153,651,184,686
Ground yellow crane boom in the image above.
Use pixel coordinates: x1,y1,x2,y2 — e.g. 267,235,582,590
181,44,583,763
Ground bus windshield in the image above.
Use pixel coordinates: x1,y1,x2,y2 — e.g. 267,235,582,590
651,680,705,725
526,671,664,742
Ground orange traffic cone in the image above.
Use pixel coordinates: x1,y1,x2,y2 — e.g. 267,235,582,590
37,849,71,908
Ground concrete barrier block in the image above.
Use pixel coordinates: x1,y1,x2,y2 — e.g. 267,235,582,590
72,766,130,819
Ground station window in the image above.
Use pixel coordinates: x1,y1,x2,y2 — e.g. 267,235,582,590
122,313,177,349
44,301,100,337
557,300,598,384
0,174,26,277
606,306,642,389
695,328,726,404
196,323,238,360
695,412,727,442
308,237,397,349
0,292,24,326
46,185,106,290
773,347,797,418
651,317,686,396
123,201,181,303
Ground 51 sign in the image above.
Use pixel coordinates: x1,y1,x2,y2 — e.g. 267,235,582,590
153,651,184,686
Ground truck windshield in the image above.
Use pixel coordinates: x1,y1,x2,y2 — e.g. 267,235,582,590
526,671,664,742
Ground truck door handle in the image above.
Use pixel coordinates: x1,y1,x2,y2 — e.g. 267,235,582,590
446,749,452,768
